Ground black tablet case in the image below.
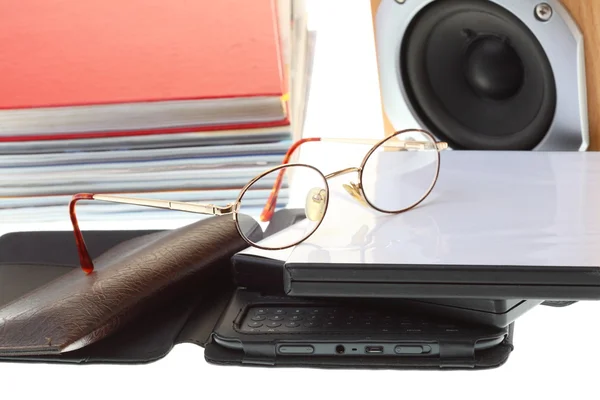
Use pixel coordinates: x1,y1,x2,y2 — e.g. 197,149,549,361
206,288,515,370
0,221,516,369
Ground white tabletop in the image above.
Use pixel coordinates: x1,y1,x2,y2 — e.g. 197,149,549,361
1,2,599,399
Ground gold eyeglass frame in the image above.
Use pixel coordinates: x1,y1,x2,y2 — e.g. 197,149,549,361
69,128,447,273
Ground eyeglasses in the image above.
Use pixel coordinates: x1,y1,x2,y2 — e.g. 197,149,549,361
69,128,447,274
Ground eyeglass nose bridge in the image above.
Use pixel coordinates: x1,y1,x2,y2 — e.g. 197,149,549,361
342,181,368,207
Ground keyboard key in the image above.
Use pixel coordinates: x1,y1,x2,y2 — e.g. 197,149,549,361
304,321,320,328
242,306,470,336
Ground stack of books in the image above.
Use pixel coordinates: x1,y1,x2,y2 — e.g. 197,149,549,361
0,0,314,223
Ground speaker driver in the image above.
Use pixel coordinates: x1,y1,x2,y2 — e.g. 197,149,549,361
372,0,588,151
401,0,556,150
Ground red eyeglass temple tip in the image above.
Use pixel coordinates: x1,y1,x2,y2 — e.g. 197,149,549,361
69,193,96,274
259,200,276,222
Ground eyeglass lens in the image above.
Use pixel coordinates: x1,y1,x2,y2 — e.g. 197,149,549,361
236,164,329,249
361,131,440,213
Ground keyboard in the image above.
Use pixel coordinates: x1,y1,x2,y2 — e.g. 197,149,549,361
240,306,462,334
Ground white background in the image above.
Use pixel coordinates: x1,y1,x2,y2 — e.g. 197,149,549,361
2,1,600,399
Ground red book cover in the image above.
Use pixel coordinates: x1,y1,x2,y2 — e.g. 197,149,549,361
0,0,288,141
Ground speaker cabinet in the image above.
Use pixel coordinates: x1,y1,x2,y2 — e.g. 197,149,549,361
560,0,600,151
370,0,596,151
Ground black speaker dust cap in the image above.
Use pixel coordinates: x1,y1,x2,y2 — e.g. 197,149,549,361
401,0,557,150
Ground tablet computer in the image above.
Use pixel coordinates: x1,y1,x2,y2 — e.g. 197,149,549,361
237,151,600,301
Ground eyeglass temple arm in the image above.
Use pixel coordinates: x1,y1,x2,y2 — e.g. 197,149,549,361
321,138,448,150
69,193,234,274
259,134,447,222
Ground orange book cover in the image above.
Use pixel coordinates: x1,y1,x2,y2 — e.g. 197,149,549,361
0,0,288,141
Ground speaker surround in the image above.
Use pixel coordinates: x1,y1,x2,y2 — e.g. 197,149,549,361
372,0,589,151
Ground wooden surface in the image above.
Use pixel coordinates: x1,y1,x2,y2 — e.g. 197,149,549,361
561,0,600,151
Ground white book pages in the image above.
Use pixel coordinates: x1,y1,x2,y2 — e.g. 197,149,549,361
0,141,290,167
0,127,290,155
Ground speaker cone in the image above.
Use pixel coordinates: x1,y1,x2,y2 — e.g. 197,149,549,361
401,0,557,150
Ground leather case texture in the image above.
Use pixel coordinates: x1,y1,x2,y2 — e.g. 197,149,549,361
0,215,250,359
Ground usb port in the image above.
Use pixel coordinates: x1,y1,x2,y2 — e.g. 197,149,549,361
365,346,384,354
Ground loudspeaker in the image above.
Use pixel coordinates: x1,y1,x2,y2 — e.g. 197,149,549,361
370,0,594,151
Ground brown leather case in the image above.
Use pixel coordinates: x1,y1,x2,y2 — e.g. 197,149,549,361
0,215,258,357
